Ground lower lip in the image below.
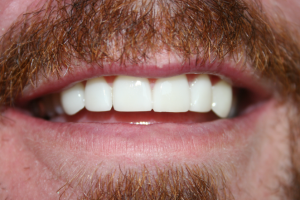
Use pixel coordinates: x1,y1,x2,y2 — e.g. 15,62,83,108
5,100,270,164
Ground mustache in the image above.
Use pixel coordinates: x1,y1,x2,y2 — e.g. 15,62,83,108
57,164,231,200
0,0,300,107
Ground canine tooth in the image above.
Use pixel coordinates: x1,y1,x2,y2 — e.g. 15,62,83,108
61,83,85,115
113,76,152,111
153,75,190,112
189,74,212,112
212,80,232,118
85,77,112,111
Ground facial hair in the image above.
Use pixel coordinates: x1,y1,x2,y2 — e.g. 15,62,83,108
1,0,300,199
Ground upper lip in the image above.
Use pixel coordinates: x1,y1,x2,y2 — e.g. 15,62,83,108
19,57,269,105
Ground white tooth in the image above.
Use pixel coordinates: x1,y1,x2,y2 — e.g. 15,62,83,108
85,77,112,111
113,76,152,111
60,82,85,115
189,74,212,112
153,75,190,112
212,80,232,118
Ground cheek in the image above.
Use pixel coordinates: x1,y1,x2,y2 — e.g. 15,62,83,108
230,104,292,199
0,0,46,36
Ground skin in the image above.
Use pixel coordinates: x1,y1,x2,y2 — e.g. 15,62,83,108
0,0,299,199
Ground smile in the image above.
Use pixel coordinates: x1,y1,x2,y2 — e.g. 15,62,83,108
8,58,269,161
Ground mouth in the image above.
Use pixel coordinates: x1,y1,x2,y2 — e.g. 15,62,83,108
4,57,271,166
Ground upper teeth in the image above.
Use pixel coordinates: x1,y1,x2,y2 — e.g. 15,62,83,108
85,77,112,112
59,74,233,118
153,75,190,112
113,76,152,112
60,82,85,115
190,75,212,112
